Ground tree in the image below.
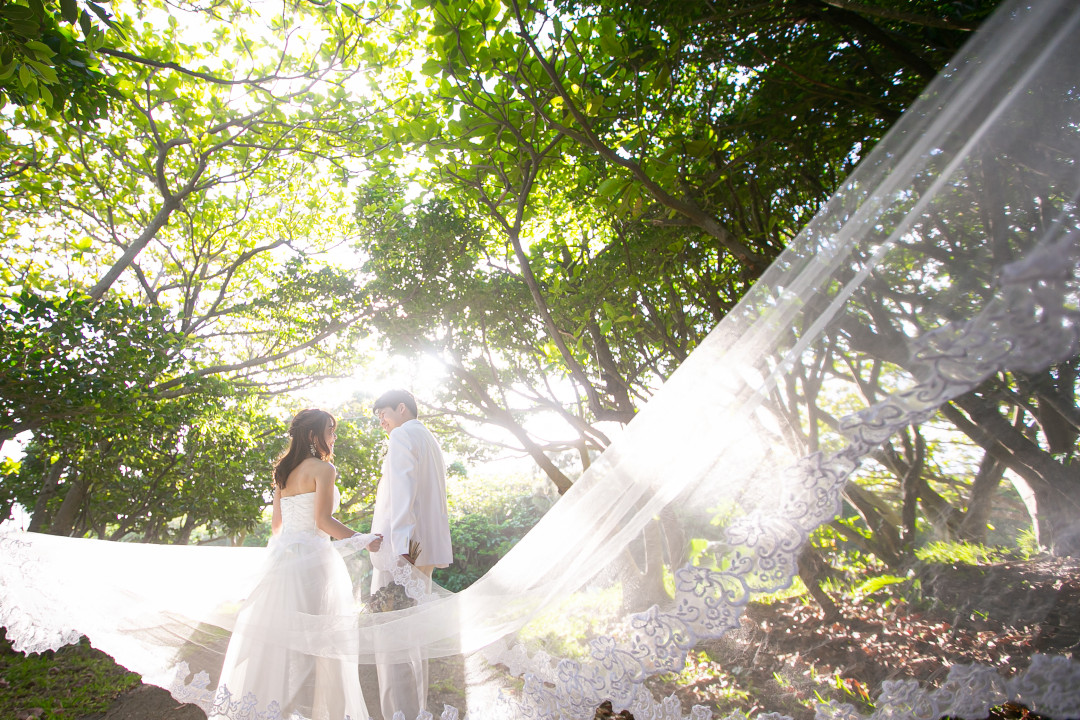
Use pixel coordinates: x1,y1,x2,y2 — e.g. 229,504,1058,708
0,290,182,446
0,0,423,537
352,0,1001,492
9,388,283,540
756,89,1080,557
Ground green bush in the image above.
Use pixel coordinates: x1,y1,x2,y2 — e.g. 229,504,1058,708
434,474,554,592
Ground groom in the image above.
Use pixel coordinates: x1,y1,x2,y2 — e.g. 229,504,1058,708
370,389,453,720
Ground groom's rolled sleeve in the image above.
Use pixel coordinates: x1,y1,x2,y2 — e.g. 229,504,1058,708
385,430,418,556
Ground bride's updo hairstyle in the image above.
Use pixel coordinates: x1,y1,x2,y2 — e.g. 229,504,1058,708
274,408,336,489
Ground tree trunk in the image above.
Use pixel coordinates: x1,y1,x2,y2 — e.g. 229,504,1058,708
915,475,966,539
585,319,637,421
798,545,841,620
1008,473,1042,547
619,519,669,614
27,460,65,532
945,393,1080,556
842,484,903,565
1016,365,1080,454
659,507,688,570
49,474,90,536
175,514,198,545
959,451,1006,542
899,429,926,547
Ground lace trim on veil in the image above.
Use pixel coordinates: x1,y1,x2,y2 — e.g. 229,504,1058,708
0,529,83,655
169,662,464,720
474,231,1080,720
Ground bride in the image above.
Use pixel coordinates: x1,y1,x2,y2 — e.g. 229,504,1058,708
209,408,382,720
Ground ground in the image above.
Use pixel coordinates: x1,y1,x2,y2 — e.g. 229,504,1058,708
646,556,1080,719
3,557,1078,720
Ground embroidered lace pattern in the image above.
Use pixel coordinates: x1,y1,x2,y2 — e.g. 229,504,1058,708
0,529,82,654
473,233,1080,719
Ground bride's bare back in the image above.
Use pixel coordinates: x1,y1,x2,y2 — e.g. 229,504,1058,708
278,457,328,498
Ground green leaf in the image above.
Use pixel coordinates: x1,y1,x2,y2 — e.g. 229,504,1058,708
7,18,39,35
60,0,80,24
24,40,56,59
597,177,624,199
26,0,45,20
0,4,35,21
421,58,443,77
25,59,59,84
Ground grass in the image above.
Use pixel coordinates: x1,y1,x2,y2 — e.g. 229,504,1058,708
517,585,623,659
914,540,1010,566
0,629,140,720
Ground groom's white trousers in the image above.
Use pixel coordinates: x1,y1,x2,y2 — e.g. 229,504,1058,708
372,565,433,720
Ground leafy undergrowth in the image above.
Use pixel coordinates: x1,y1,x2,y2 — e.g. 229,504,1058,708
0,629,140,720
645,556,1080,720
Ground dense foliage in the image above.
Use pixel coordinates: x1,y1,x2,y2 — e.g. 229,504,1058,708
353,0,1006,494
5,0,1078,613
434,474,554,591
0,0,404,539
0,0,119,120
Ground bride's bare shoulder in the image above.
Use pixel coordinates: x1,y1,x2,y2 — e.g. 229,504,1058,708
303,458,338,482
310,457,336,473
282,458,335,495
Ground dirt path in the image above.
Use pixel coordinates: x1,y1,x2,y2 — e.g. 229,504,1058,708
77,654,481,720
646,557,1080,719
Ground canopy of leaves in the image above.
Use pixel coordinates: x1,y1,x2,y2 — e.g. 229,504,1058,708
0,290,183,445
0,0,410,540
0,0,119,120
352,0,1007,493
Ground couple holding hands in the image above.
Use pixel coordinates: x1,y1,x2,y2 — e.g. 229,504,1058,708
212,389,452,720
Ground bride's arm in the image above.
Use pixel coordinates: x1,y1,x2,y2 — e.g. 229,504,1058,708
271,485,282,535
313,463,358,540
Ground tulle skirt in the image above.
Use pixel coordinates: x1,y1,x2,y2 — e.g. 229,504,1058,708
209,530,369,720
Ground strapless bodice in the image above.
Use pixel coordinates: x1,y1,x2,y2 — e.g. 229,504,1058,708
280,487,338,537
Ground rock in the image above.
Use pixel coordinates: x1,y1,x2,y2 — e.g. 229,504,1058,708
595,700,635,720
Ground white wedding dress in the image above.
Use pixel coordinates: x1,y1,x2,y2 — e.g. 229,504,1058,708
209,489,371,720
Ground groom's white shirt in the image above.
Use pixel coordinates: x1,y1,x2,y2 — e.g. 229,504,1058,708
372,418,453,568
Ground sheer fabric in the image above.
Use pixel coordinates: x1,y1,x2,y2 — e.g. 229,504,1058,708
4,0,1080,718
209,490,373,720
